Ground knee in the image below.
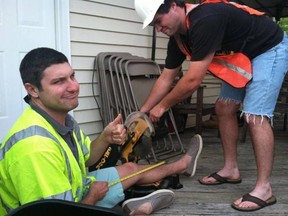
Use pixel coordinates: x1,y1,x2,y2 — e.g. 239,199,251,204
215,99,241,116
123,162,138,173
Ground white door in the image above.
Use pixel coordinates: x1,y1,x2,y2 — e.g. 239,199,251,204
0,0,70,142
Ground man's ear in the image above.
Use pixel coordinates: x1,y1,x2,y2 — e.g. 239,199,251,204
170,2,177,11
24,83,39,98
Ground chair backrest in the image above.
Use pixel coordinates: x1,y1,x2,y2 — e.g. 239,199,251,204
122,59,160,111
7,199,127,216
94,52,185,162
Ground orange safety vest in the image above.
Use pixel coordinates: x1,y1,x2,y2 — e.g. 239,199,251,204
174,0,264,88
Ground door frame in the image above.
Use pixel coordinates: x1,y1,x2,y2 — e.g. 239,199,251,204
0,0,70,142
55,0,71,60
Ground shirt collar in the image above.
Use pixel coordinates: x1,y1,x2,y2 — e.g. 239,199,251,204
29,102,74,136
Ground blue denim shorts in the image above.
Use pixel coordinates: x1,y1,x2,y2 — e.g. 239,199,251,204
86,167,124,208
219,32,288,118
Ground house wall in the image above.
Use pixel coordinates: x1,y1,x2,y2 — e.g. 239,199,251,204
69,0,220,140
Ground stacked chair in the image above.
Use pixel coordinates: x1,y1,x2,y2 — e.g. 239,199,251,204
93,52,186,163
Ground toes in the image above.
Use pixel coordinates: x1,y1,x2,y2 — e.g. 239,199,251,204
201,176,217,183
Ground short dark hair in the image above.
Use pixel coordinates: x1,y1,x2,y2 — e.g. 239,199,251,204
157,0,185,14
20,47,68,90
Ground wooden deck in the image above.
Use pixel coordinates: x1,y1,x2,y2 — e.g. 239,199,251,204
152,118,288,216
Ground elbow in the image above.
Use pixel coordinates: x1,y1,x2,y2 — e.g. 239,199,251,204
186,79,202,92
85,159,93,168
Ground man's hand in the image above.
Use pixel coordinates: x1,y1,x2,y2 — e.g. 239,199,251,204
149,104,167,122
86,114,127,167
104,113,126,145
81,181,109,205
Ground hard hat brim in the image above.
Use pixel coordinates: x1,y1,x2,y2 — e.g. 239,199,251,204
135,0,165,29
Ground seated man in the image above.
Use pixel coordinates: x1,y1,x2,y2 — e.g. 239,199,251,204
0,47,203,216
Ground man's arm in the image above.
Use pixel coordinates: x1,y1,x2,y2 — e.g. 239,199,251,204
140,66,181,113
85,114,126,167
149,52,215,122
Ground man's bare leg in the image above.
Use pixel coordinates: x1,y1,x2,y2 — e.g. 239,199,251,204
199,99,241,184
233,116,274,208
116,134,203,189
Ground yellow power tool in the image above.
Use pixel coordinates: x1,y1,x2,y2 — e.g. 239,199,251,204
120,112,155,163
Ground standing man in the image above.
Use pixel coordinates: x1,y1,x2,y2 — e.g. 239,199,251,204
0,47,203,215
134,0,288,212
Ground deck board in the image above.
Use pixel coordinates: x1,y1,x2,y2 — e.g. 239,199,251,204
151,121,288,215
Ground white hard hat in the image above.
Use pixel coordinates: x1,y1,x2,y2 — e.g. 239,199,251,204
134,0,165,29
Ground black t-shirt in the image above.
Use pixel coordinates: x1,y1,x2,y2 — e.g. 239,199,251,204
165,3,283,69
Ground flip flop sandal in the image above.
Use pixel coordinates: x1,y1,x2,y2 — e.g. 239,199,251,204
231,193,277,212
198,172,242,185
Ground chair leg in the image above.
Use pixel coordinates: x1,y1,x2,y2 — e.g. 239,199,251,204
167,109,185,153
195,86,204,135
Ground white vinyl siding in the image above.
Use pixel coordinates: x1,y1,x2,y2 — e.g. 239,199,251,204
69,0,219,139
69,0,169,140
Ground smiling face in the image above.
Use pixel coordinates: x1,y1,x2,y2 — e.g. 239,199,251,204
25,62,79,123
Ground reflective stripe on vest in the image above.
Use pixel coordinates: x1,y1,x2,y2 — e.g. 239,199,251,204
0,125,77,201
174,1,264,88
210,53,253,88
74,121,89,157
0,107,95,214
